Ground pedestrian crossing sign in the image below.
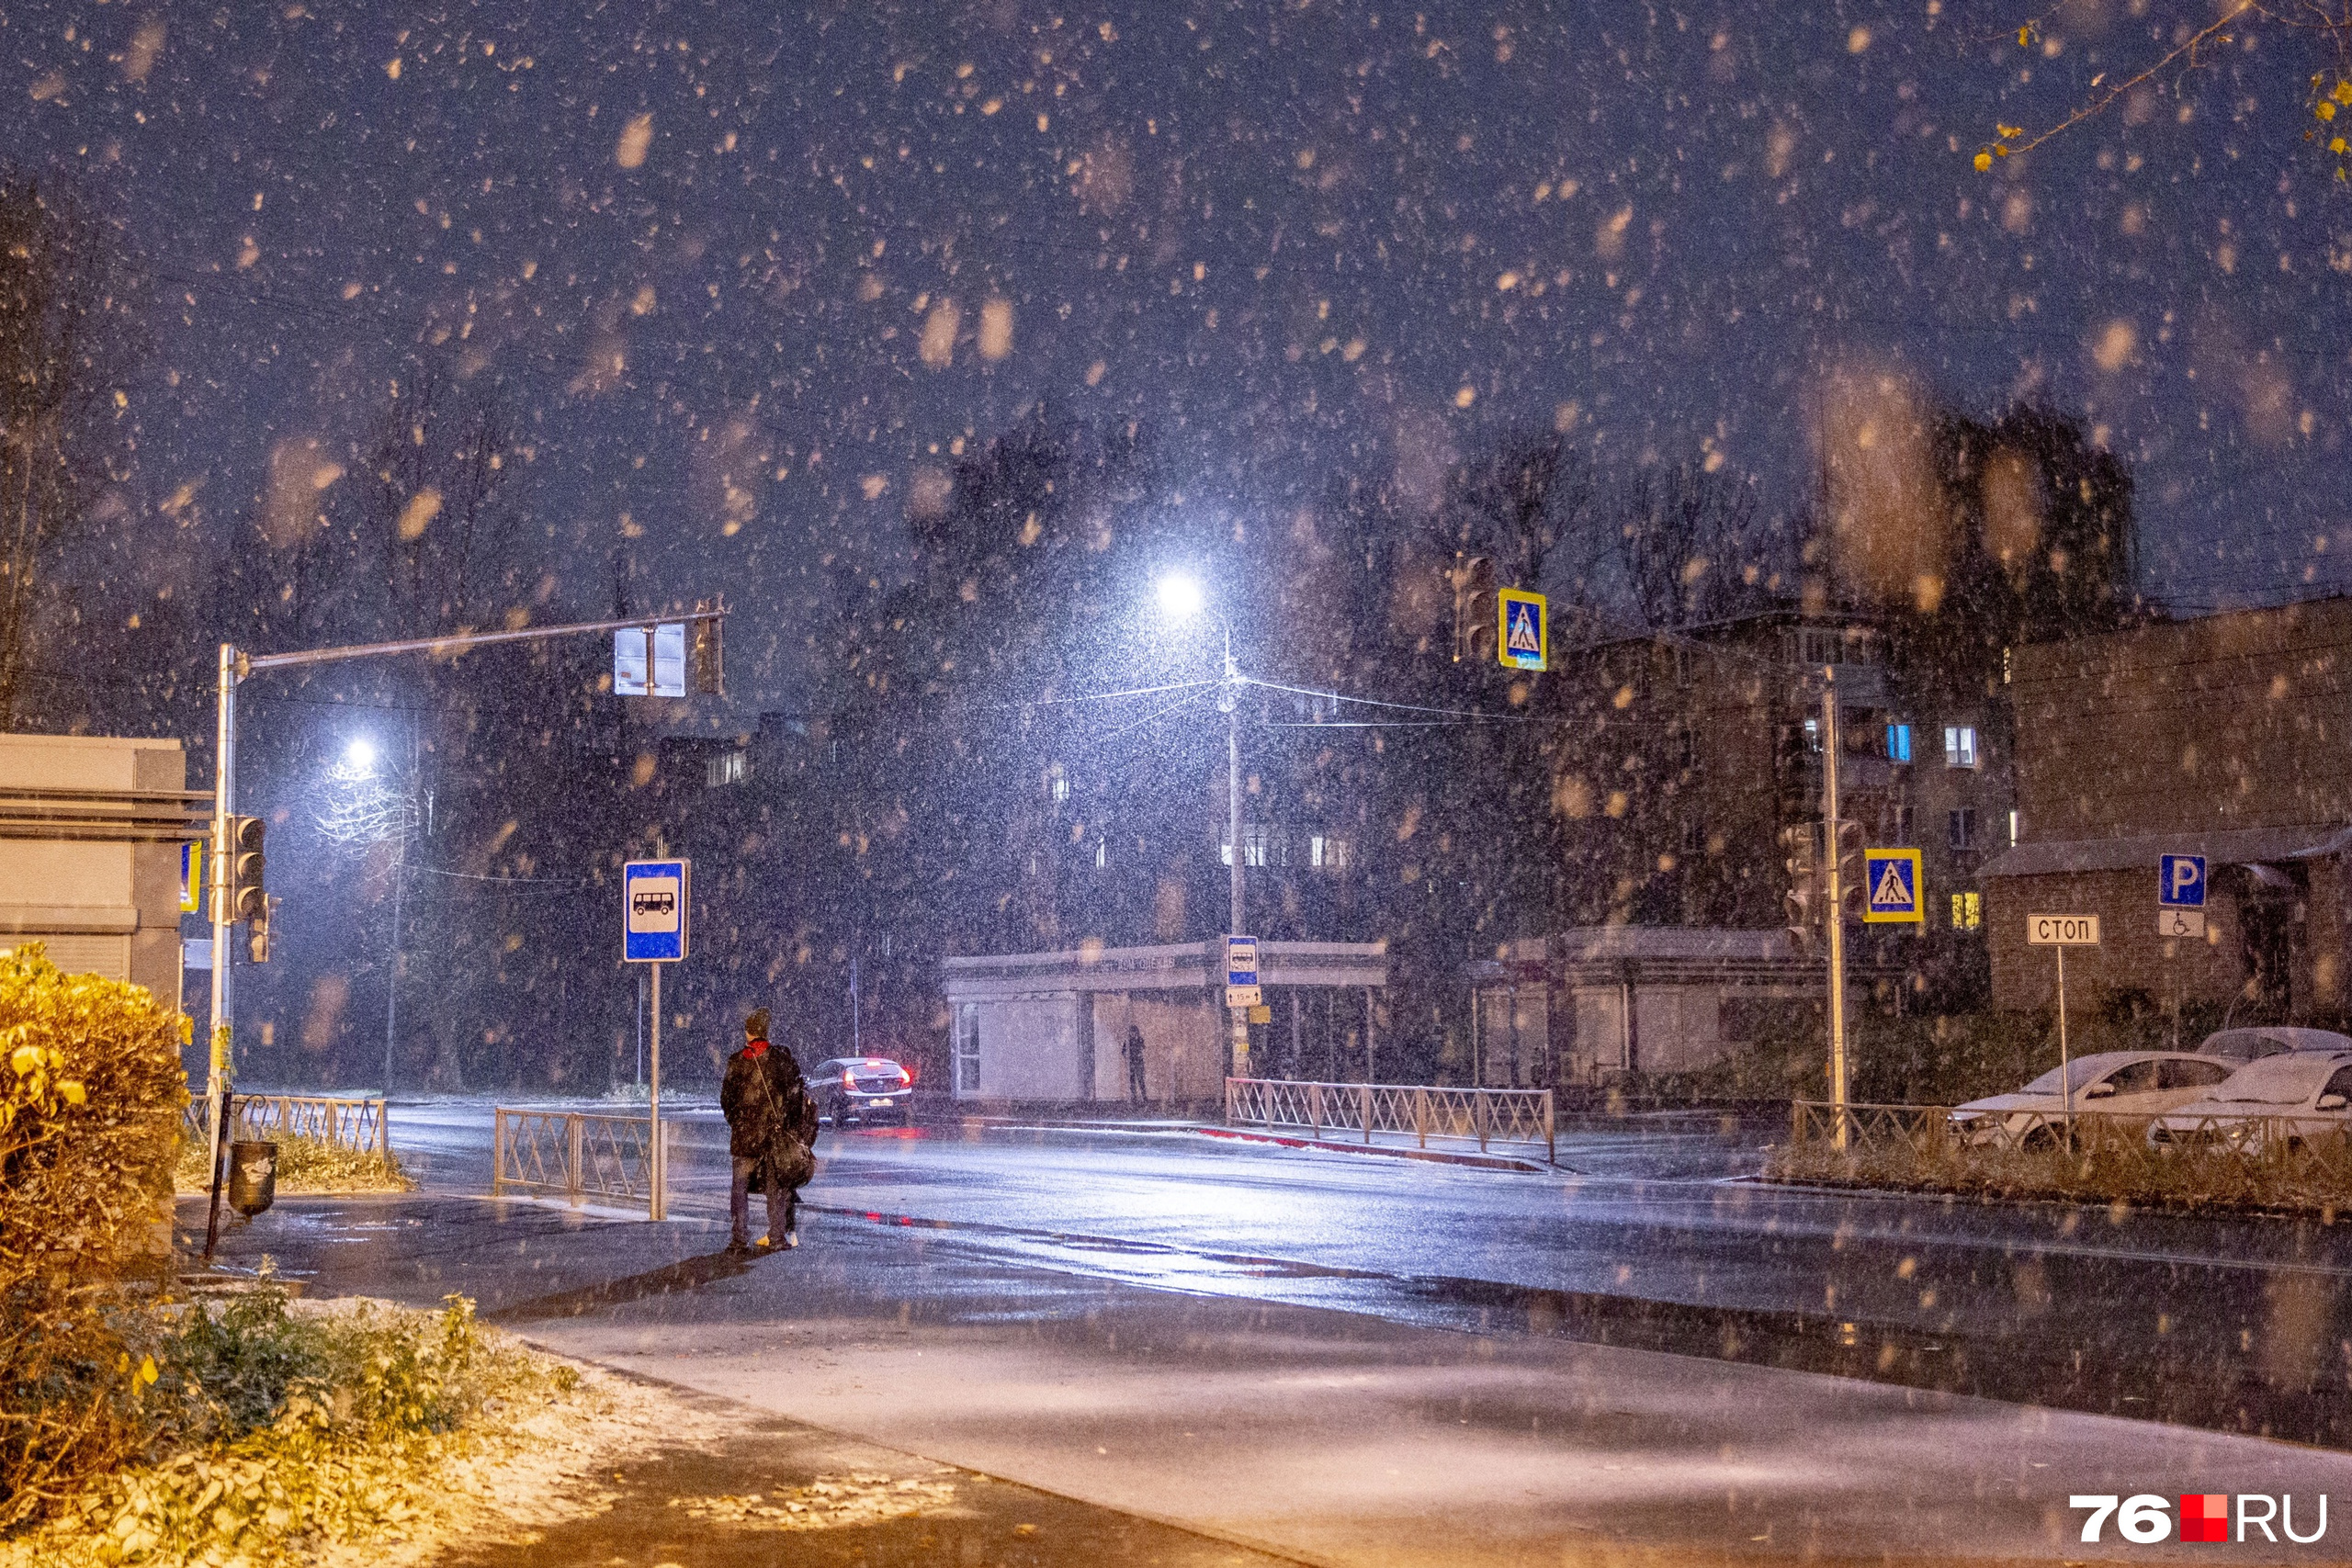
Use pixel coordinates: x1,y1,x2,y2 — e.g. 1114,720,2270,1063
1497,587,1548,671
1862,848,1924,924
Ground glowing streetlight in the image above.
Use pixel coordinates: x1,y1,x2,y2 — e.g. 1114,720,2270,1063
1152,572,1251,1077
343,737,379,775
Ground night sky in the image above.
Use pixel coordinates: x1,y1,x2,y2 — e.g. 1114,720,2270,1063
4,1,2346,710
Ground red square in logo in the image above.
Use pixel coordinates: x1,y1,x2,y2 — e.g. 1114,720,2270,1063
2179,1494,2229,1543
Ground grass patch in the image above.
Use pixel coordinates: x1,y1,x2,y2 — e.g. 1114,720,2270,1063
0,1281,583,1567
174,1134,412,1196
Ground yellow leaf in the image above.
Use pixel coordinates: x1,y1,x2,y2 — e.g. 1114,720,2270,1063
2322,102,2338,121
139,1356,158,1385
58,1079,85,1105
7,1044,36,1076
2335,80,2352,105
1973,151,1994,172
1995,144,2009,157
2334,137,2348,154
2018,26,2031,46
1997,123,2023,140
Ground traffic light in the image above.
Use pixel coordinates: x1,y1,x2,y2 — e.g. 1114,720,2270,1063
1781,822,1820,953
1451,554,1497,664
692,601,725,695
1832,818,1865,921
221,815,266,924
247,895,273,964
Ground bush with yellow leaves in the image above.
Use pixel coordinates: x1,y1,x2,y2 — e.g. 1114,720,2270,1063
0,944,189,1530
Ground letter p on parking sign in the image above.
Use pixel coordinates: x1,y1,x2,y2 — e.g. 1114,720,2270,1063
2160,852,2207,909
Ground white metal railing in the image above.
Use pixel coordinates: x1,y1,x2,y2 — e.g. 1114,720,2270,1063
182,1094,390,1162
492,1107,663,1214
1225,1077,1555,1164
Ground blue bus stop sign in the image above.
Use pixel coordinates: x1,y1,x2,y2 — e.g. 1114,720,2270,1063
623,859,689,962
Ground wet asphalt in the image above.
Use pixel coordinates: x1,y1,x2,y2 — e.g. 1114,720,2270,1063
311,1103,2352,1449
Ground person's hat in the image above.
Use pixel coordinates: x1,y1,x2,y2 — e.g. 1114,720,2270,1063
744,1007,772,1039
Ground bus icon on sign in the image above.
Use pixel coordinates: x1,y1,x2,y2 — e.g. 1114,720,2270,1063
630,888,676,920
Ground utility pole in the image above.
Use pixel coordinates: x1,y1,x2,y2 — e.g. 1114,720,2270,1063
1221,630,1250,1078
1820,668,1849,1147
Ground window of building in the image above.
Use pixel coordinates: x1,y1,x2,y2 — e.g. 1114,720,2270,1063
1795,627,1842,668
1048,763,1069,802
1949,807,1977,852
1094,837,1107,870
953,1004,980,1095
2009,808,2020,847
705,750,748,787
1310,835,1352,872
1944,725,1978,769
1951,891,1982,931
1672,722,1697,774
1890,805,1914,844
1886,722,1912,763
1803,717,1821,752
1224,828,1271,868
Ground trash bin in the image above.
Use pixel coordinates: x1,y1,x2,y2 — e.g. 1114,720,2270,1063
227,1141,278,1218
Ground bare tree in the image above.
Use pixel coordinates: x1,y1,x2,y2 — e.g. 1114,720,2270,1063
0,176,140,724
1617,464,1775,631
1437,429,1595,590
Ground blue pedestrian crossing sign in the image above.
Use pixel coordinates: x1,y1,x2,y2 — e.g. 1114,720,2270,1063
2160,853,2207,909
1497,588,1548,671
623,859,689,962
1862,848,1924,924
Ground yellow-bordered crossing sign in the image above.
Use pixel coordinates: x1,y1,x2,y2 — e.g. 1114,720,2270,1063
1497,588,1547,671
1862,848,1924,924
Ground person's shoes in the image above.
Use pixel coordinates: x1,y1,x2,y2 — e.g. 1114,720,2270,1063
724,1238,752,1257
782,1230,799,1249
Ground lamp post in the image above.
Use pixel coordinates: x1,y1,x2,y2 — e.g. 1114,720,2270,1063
1156,575,1250,1077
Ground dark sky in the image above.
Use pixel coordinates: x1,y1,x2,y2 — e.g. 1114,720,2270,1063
5,1,2347,708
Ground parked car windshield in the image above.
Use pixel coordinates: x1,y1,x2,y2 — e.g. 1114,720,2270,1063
2018,1056,2139,1095
2199,1028,2352,1061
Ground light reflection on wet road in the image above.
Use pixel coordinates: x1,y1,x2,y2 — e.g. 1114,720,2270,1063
379,1099,2352,1444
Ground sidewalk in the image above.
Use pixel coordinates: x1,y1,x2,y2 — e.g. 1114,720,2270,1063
185,1191,2352,1565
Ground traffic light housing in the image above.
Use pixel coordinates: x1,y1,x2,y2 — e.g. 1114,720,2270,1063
1451,554,1497,664
1832,819,1865,921
246,895,273,964
692,601,725,695
220,815,266,924
1780,823,1820,953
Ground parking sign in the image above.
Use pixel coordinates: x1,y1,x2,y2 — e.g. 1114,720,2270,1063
2159,853,2207,909
623,859,689,962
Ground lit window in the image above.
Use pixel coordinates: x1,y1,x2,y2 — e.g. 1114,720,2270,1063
1948,807,1977,852
1094,838,1107,869
2008,808,2019,847
1803,717,1822,752
1048,763,1069,802
705,750,748,787
1245,827,1268,867
1886,722,1912,762
1951,891,1981,931
1944,725,1978,769
1311,835,1327,867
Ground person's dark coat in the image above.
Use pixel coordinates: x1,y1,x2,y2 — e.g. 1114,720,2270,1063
721,1040,813,1159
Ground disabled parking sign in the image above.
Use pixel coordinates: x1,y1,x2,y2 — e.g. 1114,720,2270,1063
2159,853,2207,908
1861,848,1923,924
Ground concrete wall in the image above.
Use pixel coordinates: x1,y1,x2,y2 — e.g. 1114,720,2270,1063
0,734,187,1006
972,994,1085,1100
1989,867,2263,1013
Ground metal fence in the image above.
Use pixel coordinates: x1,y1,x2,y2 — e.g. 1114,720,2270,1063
182,1094,390,1160
1226,1077,1555,1164
492,1108,662,1213
1783,1100,2352,1206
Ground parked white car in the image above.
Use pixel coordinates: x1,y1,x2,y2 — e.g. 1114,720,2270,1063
2196,1026,2352,1063
1948,1051,2237,1148
2148,1050,2352,1154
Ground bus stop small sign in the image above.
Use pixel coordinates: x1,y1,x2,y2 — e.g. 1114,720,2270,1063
2027,912,2100,947
624,859,689,962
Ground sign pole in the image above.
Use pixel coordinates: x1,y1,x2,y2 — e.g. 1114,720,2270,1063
1821,671,1849,1150
650,959,664,1222
2056,943,2071,1136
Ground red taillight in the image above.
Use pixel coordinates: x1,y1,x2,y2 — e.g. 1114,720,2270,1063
896,1066,912,1086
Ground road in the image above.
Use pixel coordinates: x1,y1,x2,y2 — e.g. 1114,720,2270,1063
387,1099,2352,1447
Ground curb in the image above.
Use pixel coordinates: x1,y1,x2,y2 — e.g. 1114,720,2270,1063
1189,1124,1551,1173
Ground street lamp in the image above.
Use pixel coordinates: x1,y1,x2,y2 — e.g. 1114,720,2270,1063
343,737,379,775
1155,574,1250,1077
317,733,420,1095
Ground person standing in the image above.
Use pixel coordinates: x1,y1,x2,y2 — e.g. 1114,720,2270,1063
1125,1021,1148,1104
720,1008,815,1254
